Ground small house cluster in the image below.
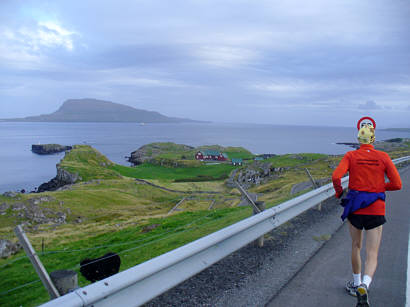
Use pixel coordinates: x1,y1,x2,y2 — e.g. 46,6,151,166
195,150,268,166
231,158,243,166
195,150,228,161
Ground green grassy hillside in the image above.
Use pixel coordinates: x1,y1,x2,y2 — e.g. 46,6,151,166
59,145,121,181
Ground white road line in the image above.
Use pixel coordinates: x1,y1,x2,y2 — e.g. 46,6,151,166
406,229,410,307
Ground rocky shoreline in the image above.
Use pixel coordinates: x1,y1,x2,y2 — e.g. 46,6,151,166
336,142,359,149
2,146,77,195
337,138,410,151
37,167,80,193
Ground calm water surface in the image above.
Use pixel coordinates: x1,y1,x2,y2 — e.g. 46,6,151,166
1,122,409,193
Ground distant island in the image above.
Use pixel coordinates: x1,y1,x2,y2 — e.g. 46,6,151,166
1,98,205,123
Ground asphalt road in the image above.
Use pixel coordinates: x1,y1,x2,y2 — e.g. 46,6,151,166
266,167,410,307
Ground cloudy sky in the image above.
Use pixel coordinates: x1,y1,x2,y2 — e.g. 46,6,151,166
0,0,409,127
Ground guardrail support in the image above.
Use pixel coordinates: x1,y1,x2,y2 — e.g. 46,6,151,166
253,201,266,247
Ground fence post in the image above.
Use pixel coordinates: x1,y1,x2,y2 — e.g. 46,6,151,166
234,181,261,213
168,197,186,215
234,181,266,247
14,225,60,299
305,168,322,210
208,199,216,210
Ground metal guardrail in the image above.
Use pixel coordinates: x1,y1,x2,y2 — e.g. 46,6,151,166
39,156,410,307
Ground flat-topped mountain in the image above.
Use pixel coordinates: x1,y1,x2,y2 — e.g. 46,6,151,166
3,98,203,123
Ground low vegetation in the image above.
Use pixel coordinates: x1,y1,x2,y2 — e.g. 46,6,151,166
111,163,236,182
59,145,121,181
1,140,409,307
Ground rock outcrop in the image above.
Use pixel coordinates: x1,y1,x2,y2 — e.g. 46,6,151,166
2,191,19,198
37,167,80,192
8,196,69,226
0,240,22,259
32,144,72,155
227,161,285,189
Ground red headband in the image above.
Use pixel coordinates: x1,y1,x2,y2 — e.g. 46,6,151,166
357,116,376,130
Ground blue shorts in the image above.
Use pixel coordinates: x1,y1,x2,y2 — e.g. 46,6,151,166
348,214,386,230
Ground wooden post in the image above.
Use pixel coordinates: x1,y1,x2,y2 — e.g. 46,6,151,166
14,225,60,299
305,168,322,210
168,197,186,215
253,201,266,247
305,168,318,188
234,181,261,213
234,181,266,248
208,199,216,210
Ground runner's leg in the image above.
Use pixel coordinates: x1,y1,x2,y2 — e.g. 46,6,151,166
348,221,363,274
364,225,383,278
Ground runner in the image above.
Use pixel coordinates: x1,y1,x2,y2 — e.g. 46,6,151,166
332,117,402,307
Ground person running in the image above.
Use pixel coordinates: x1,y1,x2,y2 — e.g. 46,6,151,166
332,118,402,307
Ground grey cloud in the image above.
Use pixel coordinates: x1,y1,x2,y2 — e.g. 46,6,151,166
80,45,190,69
358,101,382,110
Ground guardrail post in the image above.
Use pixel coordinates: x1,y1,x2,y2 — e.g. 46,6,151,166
253,201,266,247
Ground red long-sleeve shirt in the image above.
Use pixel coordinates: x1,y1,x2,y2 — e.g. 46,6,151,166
332,144,402,215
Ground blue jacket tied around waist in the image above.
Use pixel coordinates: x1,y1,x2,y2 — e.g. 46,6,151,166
340,190,385,221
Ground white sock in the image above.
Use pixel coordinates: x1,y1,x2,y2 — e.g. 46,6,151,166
353,273,361,286
363,275,372,288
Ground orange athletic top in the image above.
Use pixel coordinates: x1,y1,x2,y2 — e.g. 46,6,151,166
332,144,402,215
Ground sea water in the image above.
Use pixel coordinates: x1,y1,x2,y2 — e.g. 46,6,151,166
1,122,409,193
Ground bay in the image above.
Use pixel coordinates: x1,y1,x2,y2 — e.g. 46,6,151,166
1,122,409,193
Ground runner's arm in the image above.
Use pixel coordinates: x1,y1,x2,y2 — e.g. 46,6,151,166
332,154,350,198
384,155,402,191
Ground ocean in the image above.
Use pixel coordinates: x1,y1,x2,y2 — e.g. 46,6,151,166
1,122,409,193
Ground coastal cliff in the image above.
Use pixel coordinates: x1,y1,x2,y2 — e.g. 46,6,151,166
36,145,120,192
37,166,80,192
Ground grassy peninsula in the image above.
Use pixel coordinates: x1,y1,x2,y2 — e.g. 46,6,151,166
1,140,409,307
